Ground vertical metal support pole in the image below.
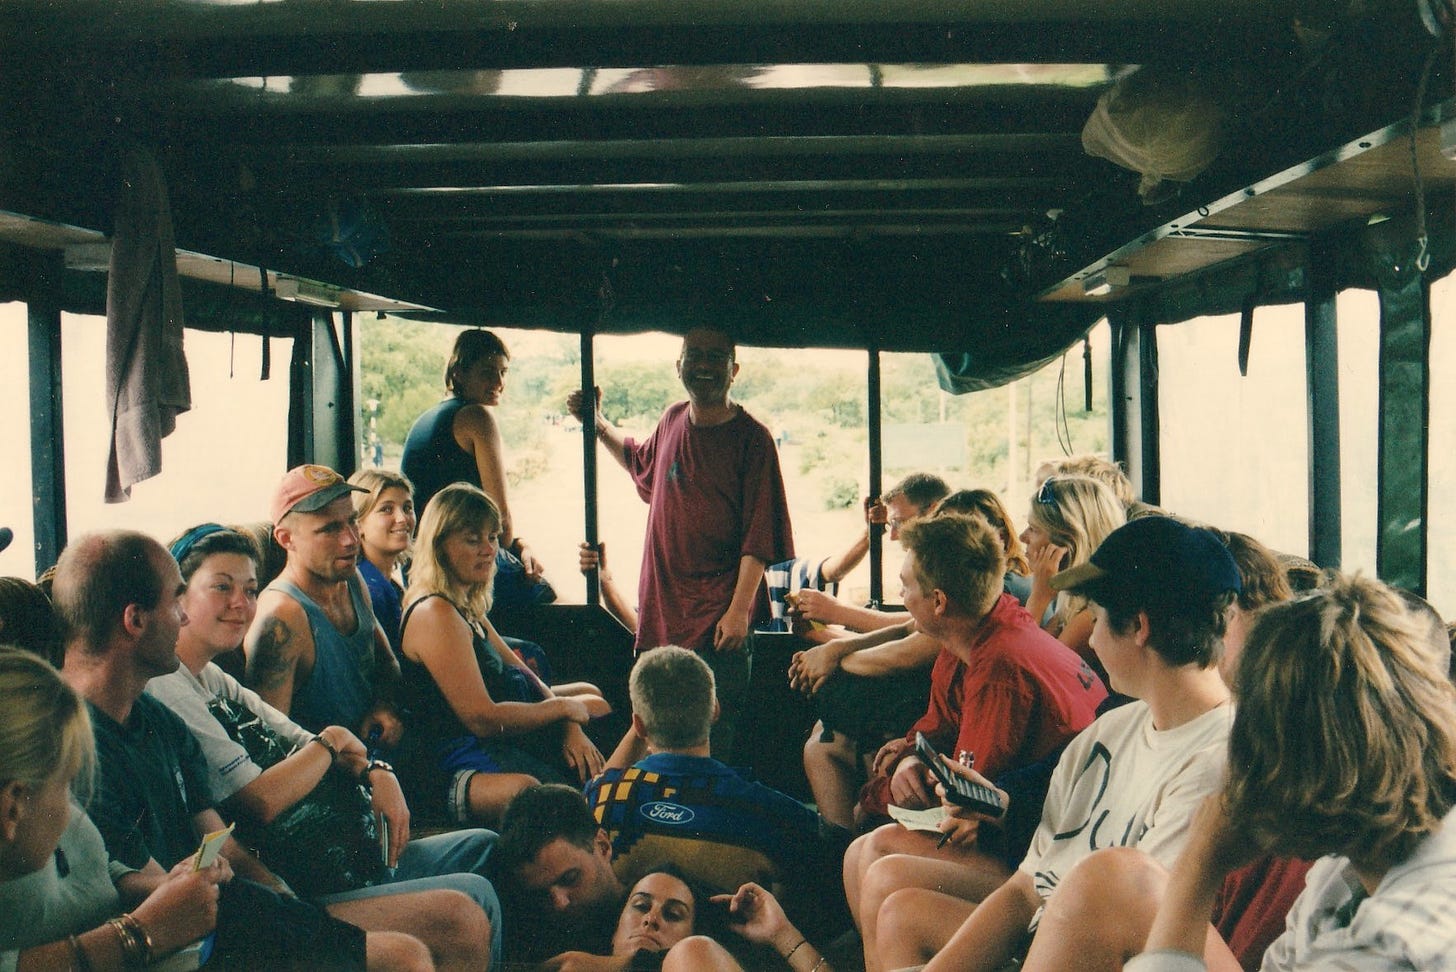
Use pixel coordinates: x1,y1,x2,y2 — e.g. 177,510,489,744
1107,311,1130,473
27,266,66,573
1305,244,1342,568
286,309,311,468
580,327,600,606
340,309,360,477
287,309,356,473
867,345,884,607
1115,318,1161,506
1136,324,1161,506
1375,268,1430,594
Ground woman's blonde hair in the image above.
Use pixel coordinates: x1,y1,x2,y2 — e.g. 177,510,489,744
405,483,501,622
349,468,416,565
0,646,95,804
1028,475,1126,626
1225,573,1456,872
936,489,1030,576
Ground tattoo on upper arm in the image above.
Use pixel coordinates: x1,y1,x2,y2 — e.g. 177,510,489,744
247,617,297,691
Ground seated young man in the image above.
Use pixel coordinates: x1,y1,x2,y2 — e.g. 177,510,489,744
585,645,846,939
866,516,1240,972
978,527,1306,972
841,513,1108,969
1124,574,1456,971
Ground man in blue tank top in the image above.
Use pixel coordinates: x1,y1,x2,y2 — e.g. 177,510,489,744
245,464,403,746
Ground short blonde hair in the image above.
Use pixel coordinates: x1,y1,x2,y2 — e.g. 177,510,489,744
405,483,501,623
0,646,95,803
1225,574,1456,872
899,513,1006,620
630,646,715,750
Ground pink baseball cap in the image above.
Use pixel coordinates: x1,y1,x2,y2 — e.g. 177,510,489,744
269,464,365,523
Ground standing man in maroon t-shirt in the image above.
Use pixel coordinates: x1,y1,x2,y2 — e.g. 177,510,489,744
567,327,794,758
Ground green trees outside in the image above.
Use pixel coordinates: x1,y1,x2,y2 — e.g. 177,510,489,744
358,317,1110,509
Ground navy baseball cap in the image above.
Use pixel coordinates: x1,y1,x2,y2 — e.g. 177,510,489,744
1050,516,1241,605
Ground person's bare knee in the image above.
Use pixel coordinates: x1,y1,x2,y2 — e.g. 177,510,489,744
1023,848,1168,971
468,772,538,826
662,935,742,972
423,890,491,972
878,887,966,971
1058,847,1167,924
365,931,434,972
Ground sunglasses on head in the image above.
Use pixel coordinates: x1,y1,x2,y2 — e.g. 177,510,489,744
1036,477,1061,506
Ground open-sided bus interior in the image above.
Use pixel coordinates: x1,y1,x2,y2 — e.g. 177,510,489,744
1,2,1454,631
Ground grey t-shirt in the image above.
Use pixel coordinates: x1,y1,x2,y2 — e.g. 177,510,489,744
147,662,314,803
0,805,120,972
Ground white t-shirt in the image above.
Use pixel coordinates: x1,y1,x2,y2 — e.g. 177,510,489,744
1020,698,1233,902
0,805,120,972
147,662,314,802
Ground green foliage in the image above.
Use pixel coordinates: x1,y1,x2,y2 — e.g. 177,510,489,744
596,362,678,425
359,318,1110,511
823,475,860,510
359,317,454,446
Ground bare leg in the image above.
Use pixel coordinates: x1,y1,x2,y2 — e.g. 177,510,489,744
858,837,1010,972
1021,848,1242,972
876,888,977,972
364,932,434,972
328,889,490,972
804,723,861,832
467,772,539,827
846,823,1009,936
662,935,744,972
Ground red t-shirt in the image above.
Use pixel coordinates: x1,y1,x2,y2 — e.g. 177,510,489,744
906,593,1108,781
1213,854,1315,970
624,401,794,653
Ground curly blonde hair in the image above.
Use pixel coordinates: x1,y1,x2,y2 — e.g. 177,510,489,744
404,483,501,623
1225,574,1456,872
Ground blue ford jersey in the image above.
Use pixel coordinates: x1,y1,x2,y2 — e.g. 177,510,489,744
584,752,820,867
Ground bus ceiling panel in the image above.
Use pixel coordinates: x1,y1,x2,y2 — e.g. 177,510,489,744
261,133,1089,167
417,207,1030,230
1196,128,1456,236
240,155,1087,194
377,186,1053,221
1038,111,1456,304
435,224,1029,241
148,91,1104,145
0,1,1302,75
152,65,1122,106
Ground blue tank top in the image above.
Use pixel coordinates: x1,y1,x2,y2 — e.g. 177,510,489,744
401,396,480,516
268,575,378,733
